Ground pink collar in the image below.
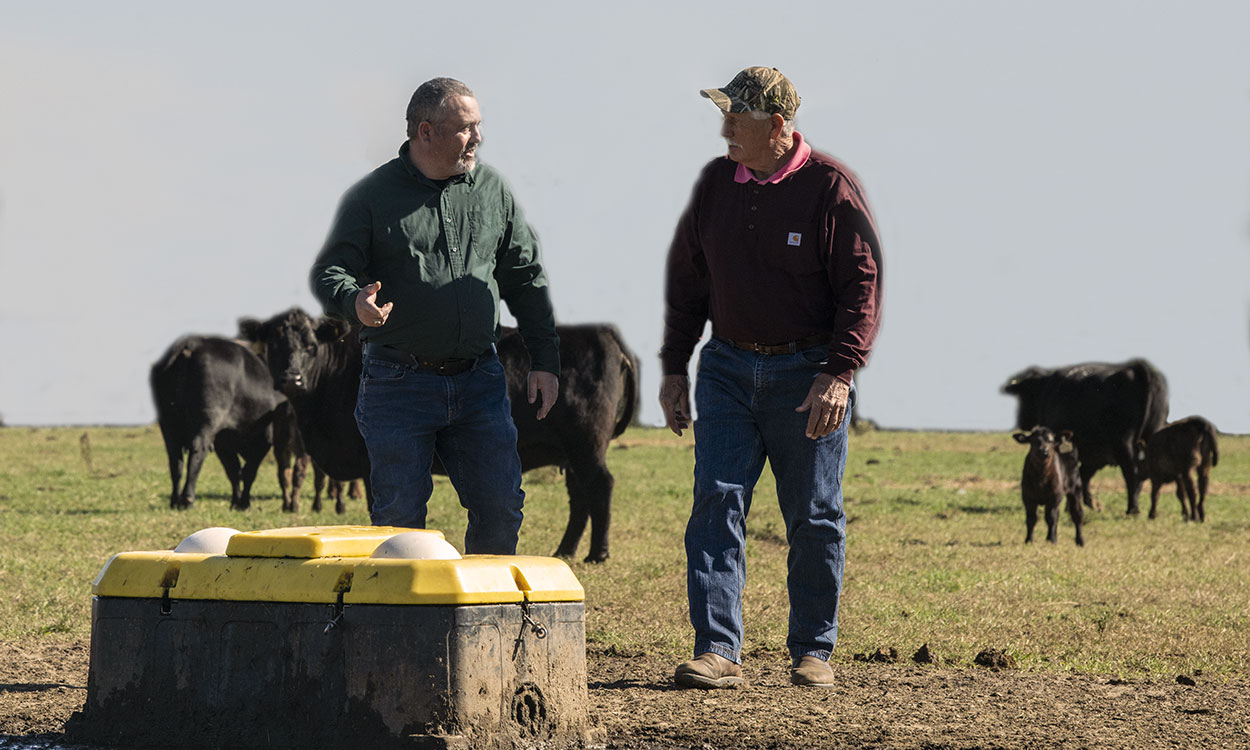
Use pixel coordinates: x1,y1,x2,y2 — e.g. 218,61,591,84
734,131,811,184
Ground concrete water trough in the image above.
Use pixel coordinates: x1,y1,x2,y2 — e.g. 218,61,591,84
66,525,596,749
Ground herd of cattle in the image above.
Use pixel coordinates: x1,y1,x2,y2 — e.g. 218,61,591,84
150,308,638,562
1003,359,1220,546
151,315,1218,559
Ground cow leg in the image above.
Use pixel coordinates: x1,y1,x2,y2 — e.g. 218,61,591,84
235,455,264,511
1196,465,1209,522
272,441,308,512
1044,501,1060,544
555,467,591,560
312,466,327,512
1180,473,1199,523
1024,501,1038,543
179,434,213,510
1079,464,1102,512
1148,479,1161,519
274,443,296,512
1066,491,1085,547
217,450,245,509
1174,479,1189,521
159,427,184,509
288,454,309,512
1116,452,1143,515
349,479,364,500
559,454,614,563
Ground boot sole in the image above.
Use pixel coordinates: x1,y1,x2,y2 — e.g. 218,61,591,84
790,673,837,688
674,673,746,689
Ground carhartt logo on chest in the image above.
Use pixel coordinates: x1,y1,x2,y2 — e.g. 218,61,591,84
787,232,802,246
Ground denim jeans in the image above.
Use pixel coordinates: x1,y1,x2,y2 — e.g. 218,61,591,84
354,349,524,555
686,336,853,664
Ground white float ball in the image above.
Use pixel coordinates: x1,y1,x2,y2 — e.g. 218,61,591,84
174,527,241,554
371,532,462,560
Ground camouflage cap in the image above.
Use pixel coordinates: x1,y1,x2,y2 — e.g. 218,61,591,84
700,66,800,120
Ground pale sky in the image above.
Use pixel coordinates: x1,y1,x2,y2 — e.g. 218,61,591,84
2,1,1248,431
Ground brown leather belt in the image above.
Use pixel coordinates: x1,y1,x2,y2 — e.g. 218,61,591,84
364,342,478,376
724,333,831,355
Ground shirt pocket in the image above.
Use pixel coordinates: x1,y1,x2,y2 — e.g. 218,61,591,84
468,209,504,261
771,221,824,277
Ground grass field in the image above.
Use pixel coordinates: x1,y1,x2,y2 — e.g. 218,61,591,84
1,424,1247,680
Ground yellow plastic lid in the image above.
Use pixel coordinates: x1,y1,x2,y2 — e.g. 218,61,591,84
91,526,584,605
224,525,442,558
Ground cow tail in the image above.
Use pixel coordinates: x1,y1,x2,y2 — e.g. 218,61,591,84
1203,418,1219,467
150,336,203,413
1137,360,1169,445
608,328,639,438
151,336,202,379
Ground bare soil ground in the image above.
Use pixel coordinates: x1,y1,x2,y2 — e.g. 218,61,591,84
3,641,1249,749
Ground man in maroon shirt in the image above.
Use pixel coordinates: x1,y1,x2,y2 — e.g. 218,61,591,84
660,67,882,689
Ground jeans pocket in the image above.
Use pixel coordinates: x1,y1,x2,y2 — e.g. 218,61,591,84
702,337,725,354
362,358,406,382
799,348,828,366
474,353,505,378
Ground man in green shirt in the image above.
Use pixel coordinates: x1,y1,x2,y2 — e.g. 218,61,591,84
310,77,560,554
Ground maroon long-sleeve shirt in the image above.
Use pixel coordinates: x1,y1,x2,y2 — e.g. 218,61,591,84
661,137,883,383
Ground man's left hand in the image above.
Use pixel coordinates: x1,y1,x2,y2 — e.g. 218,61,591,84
528,371,560,420
795,374,850,439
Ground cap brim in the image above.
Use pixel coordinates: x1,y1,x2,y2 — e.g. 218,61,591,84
700,88,749,113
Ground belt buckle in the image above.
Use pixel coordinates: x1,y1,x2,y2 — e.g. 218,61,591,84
751,342,768,354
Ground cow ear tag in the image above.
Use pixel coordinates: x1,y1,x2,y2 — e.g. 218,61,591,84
1058,443,1073,454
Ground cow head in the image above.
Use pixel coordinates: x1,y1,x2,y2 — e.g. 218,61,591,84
1013,425,1060,461
1002,366,1052,397
238,308,350,396
1003,366,1053,430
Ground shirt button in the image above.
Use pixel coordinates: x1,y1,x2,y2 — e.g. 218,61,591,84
751,205,758,211
748,224,755,230
451,247,458,253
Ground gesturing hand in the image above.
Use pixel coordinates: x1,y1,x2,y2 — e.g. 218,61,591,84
355,281,393,328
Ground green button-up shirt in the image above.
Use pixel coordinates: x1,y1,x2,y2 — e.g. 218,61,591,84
310,143,560,373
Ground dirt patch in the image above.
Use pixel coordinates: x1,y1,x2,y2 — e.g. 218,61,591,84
3,640,1250,749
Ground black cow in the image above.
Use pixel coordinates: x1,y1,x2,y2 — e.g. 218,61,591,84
1002,359,1169,515
150,336,286,510
1013,426,1084,546
1138,415,1220,522
239,308,638,562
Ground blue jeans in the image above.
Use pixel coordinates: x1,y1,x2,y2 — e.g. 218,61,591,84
686,337,853,664
354,349,525,555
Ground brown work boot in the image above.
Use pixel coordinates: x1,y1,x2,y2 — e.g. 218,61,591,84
674,652,745,689
790,655,837,687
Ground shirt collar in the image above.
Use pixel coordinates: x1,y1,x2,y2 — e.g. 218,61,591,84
397,141,476,186
733,131,810,185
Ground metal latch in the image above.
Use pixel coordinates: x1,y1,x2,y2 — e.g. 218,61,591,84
512,601,548,660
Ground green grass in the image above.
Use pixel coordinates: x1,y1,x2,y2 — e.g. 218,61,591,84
2,425,1248,679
